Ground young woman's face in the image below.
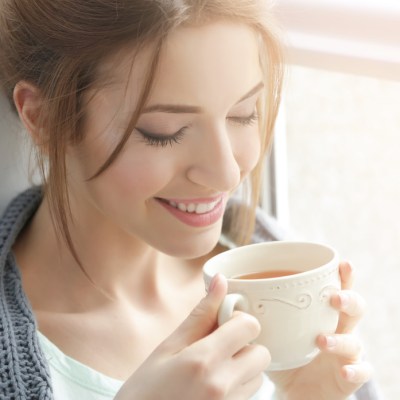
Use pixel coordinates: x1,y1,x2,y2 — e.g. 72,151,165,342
67,22,263,258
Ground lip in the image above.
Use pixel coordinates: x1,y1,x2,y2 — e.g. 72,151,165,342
156,194,226,227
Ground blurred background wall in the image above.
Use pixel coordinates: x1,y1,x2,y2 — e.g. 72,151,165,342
282,65,400,399
0,94,31,214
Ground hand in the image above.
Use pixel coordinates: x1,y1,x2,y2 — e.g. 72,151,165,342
115,274,270,400
268,261,373,400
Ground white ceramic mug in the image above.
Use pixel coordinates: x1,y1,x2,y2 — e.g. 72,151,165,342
203,241,340,371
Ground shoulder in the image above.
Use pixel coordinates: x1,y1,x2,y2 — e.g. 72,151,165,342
0,186,53,399
0,186,42,269
0,186,42,231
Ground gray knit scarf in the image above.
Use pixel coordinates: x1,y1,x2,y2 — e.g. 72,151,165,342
0,187,52,399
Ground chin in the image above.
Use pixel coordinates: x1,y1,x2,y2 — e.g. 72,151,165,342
159,227,222,260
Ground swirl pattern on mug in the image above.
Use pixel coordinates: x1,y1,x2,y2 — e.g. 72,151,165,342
257,292,313,313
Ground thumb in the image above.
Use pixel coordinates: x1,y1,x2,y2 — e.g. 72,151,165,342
163,273,227,352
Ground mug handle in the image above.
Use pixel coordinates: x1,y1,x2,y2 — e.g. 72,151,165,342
218,293,249,326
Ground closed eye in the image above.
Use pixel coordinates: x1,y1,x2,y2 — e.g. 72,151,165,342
227,112,259,126
135,127,187,148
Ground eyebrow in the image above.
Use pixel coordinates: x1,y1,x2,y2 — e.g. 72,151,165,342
141,81,264,114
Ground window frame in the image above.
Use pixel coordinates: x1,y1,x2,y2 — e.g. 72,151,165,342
274,0,400,81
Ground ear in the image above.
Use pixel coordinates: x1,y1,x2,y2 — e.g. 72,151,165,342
13,81,44,144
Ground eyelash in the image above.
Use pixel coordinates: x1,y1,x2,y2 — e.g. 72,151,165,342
136,112,259,148
136,128,187,148
228,112,259,127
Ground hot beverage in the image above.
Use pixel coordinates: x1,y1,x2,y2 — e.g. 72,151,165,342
234,270,298,280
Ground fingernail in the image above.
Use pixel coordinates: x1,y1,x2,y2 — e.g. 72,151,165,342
325,335,336,348
340,293,350,308
208,275,219,294
345,366,356,381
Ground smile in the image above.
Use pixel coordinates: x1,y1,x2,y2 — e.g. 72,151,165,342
167,199,221,214
156,195,226,227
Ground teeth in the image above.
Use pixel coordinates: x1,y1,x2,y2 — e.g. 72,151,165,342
167,199,220,214
187,203,196,213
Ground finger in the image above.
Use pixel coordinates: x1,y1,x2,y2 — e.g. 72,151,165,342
161,273,227,352
195,311,262,361
331,291,366,318
226,373,265,400
317,334,363,361
230,344,271,386
342,362,374,385
179,343,267,400
339,261,354,290
331,290,366,333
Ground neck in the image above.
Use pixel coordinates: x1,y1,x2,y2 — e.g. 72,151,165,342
14,195,205,313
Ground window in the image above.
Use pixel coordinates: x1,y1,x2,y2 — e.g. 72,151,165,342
275,0,400,80
267,1,400,398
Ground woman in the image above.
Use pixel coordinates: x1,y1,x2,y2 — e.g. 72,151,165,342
0,0,372,399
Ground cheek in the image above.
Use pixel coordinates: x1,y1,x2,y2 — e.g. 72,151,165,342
236,128,262,174
100,151,169,200
69,143,171,211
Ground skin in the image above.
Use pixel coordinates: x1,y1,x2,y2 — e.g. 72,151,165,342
12,21,371,400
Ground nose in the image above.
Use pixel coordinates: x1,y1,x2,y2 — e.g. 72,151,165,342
186,122,241,192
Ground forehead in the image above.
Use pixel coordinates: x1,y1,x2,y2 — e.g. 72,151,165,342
104,22,262,111
152,22,262,105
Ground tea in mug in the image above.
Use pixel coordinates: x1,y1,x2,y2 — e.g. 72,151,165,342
234,270,299,280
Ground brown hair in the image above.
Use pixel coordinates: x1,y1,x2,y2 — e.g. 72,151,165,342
0,0,283,263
